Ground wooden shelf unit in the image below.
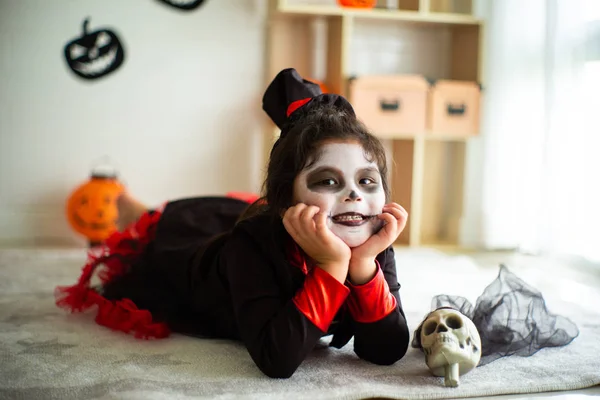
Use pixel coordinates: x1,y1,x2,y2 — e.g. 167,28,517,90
263,0,484,247
274,3,480,25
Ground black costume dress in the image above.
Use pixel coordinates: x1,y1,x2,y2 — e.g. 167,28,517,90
56,197,410,378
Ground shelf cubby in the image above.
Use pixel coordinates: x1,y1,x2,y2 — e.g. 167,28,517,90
264,0,484,248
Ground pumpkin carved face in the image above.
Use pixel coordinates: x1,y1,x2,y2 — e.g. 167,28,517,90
337,0,377,8
64,18,125,80
157,0,206,11
66,176,124,243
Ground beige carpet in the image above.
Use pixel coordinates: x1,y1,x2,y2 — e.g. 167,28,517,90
1,247,599,400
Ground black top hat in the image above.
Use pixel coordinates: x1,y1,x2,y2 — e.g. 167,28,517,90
262,68,355,136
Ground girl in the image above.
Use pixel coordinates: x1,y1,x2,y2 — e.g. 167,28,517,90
56,68,410,378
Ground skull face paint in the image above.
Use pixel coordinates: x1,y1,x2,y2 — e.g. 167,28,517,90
293,141,386,248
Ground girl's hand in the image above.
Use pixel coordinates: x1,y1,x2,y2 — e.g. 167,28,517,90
348,203,408,284
283,203,351,283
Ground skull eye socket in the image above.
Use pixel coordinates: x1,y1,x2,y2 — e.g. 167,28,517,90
423,321,438,336
446,316,463,329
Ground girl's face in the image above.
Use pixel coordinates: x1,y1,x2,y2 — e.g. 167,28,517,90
293,140,386,248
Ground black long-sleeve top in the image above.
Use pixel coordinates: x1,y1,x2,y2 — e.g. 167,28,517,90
190,212,410,378
103,198,410,379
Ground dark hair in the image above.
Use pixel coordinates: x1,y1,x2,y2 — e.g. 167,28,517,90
244,103,389,218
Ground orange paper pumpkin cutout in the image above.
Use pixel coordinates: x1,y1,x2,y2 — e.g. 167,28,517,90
66,172,124,244
337,0,376,8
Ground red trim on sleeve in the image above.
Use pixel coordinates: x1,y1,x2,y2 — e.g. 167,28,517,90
346,261,397,323
293,267,350,332
286,98,312,117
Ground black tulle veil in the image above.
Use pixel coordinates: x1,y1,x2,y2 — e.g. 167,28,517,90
412,265,579,366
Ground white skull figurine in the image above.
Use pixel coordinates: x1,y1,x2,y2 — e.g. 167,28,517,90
419,308,481,387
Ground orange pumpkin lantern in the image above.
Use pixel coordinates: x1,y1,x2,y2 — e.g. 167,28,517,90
66,170,124,245
337,0,376,8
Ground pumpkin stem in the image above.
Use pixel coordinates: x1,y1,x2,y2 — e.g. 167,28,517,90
82,18,90,35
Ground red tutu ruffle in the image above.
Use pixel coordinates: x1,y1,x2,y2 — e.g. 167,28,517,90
55,206,170,339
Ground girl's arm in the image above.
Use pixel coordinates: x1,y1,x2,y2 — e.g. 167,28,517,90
346,246,410,365
223,229,349,379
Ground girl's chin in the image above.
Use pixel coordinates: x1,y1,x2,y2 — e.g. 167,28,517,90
330,227,372,248
330,219,383,248
343,237,370,248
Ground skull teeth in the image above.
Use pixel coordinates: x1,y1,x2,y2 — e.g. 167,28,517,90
334,215,364,222
432,334,458,346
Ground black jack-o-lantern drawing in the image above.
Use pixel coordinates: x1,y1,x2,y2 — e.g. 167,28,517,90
64,18,125,80
157,0,206,11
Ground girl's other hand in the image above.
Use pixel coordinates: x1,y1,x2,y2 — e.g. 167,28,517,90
350,203,408,264
283,203,351,283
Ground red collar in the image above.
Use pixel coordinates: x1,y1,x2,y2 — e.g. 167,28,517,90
285,238,311,275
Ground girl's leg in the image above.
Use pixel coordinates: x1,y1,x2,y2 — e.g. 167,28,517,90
116,191,149,231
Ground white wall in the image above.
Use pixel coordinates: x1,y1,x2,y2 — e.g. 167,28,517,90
0,0,492,248
0,0,267,245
